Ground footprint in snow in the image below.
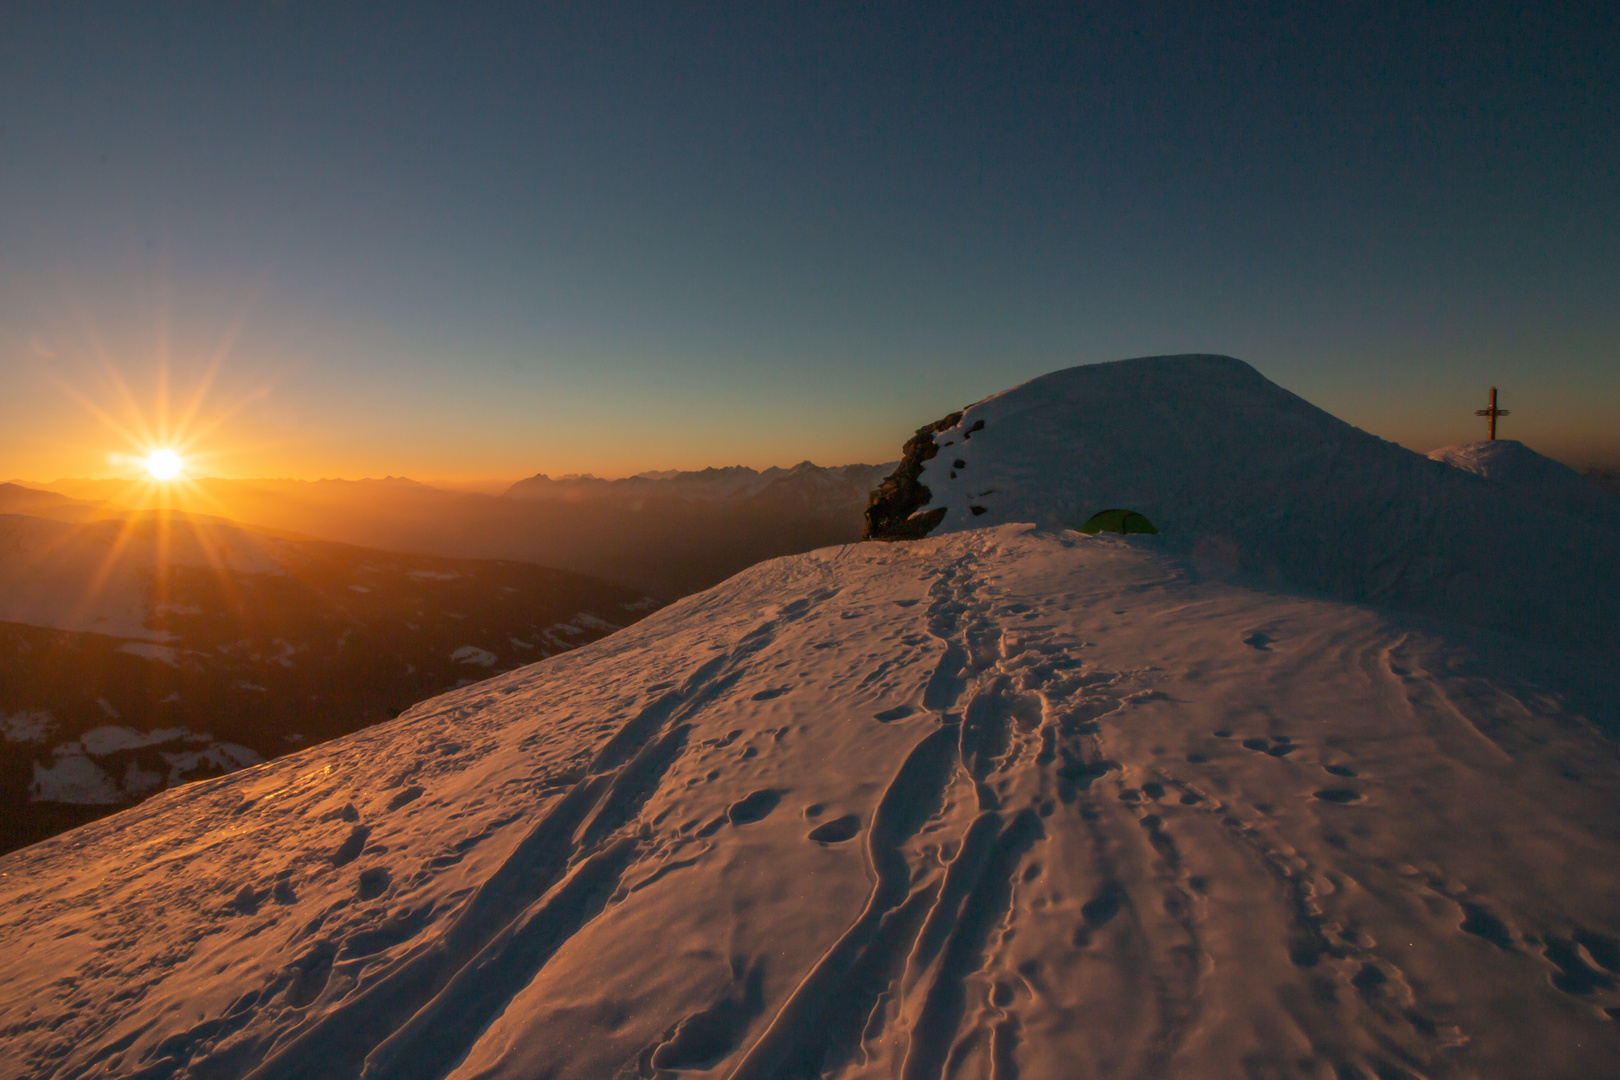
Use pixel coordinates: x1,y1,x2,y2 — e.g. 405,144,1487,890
750,687,790,701
1242,736,1296,757
386,785,424,811
1543,934,1620,995
807,815,860,844
284,942,337,1008
357,866,391,900
1073,880,1127,946
227,884,262,915
649,959,767,1070
727,789,782,825
1457,902,1514,949
332,824,372,866
874,705,914,723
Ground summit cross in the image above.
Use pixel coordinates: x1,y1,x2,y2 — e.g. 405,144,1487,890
1475,386,1510,440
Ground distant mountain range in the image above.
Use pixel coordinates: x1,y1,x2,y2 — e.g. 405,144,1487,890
14,461,896,598
504,460,891,507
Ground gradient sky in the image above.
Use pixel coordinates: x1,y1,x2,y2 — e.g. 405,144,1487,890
3,2,1616,484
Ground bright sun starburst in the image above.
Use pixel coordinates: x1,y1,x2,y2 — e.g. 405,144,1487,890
146,449,183,481
33,296,293,638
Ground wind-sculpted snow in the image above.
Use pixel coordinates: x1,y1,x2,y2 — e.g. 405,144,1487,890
3,527,1620,1078
901,354,1620,658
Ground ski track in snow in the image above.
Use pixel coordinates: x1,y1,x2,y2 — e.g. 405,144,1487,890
3,526,1620,1079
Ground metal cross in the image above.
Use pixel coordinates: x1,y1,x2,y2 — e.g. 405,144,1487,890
1475,386,1510,440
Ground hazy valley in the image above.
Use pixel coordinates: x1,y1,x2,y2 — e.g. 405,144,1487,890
21,461,895,599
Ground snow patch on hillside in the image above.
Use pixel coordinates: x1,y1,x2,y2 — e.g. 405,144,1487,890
79,725,195,755
117,642,182,666
451,645,498,667
0,513,282,639
157,743,262,783
1,710,56,743
30,754,124,804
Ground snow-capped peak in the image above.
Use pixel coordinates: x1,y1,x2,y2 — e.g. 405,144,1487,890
869,354,1619,657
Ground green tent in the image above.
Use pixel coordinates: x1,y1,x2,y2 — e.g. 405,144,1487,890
1078,508,1158,535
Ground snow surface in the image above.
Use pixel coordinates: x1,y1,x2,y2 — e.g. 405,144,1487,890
78,725,195,756
23,725,266,807
0,515,168,640
2,524,1619,1078
1427,439,1620,528
156,743,264,784
0,512,286,640
29,752,124,804
116,641,183,666
450,645,499,668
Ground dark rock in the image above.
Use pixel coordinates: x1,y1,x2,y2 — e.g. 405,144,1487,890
864,411,964,541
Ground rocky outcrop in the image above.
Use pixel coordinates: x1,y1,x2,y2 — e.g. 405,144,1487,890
863,410,973,540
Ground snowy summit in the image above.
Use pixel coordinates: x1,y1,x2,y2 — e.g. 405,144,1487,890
4,356,1620,1079
867,354,1620,658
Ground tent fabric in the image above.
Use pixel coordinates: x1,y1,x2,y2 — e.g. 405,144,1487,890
1078,508,1158,535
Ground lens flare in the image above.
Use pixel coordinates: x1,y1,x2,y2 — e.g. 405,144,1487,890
146,449,183,480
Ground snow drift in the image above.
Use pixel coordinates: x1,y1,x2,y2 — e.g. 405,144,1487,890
3,357,1620,1080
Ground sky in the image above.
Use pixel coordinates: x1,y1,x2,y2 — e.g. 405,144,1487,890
2,2,1616,485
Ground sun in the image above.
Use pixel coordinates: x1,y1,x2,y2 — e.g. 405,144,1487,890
146,449,183,481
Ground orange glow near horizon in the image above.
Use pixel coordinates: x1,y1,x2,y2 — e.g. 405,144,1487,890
35,302,293,503
27,324,298,636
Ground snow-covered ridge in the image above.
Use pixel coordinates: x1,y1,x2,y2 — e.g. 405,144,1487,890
878,354,1620,656
3,526,1619,1078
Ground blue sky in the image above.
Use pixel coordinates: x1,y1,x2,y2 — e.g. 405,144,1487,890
3,2,1616,482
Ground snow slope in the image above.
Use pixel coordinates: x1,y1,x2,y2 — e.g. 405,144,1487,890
0,513,287,639
1427,439,1620,529
3,524,1620,1079
910,355,1620,658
